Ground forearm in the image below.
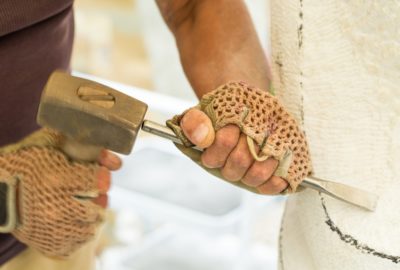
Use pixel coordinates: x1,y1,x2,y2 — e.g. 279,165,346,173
157,0,271,98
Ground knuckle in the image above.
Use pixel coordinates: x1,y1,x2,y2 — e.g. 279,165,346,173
242,176,259,187
256,177,288,195
216,134,237,149
257,187,273,195
221,168,240,182
201,152,223,168
269,177,283,189
260,168,273,181
230,151,250,168
215,126,239,149
244,172,258,185
270,177,288,192
249,166,268,181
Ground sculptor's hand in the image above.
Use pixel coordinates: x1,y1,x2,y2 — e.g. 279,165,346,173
180,110,287,194
172,82,312,194
0,129,121,258
157,2,311,193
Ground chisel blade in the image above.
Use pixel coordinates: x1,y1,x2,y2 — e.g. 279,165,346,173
302,176,378,211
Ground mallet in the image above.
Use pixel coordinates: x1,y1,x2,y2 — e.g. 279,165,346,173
37,71,148,161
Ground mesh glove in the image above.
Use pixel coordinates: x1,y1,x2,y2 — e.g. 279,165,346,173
167,81,313,193
0,129,104,258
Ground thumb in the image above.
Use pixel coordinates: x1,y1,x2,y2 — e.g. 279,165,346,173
180,108,215,148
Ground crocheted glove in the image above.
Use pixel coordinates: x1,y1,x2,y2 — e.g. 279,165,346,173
0,129,104,258
167,81,312,193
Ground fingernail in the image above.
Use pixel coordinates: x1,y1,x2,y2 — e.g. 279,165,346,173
192,123,209,144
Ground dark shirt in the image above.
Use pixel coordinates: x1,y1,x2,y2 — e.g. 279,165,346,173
0,0,74,264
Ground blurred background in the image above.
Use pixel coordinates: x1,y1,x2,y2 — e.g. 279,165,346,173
72,1,286,269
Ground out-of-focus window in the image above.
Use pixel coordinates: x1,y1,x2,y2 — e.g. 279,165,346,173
72,0,269,100
72,0,153,90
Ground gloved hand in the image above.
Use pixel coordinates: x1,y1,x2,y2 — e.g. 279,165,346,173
0,128,121,258
167,81,312,194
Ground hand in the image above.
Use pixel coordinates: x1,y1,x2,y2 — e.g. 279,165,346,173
96,149,122,207
170,82,312,194
0,129,122,258
180,109,288,194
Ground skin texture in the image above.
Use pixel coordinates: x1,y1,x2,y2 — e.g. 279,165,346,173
180,108,215,148
156,0,288,194
95,150,121,207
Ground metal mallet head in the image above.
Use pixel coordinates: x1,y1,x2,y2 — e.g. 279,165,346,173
37,71,148,161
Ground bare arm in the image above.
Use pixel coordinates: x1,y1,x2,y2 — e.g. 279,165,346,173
156,0,289,195
156,0,271,98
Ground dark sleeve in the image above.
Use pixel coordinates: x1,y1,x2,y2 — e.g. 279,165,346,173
0,183,6,225
0,1,74,264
